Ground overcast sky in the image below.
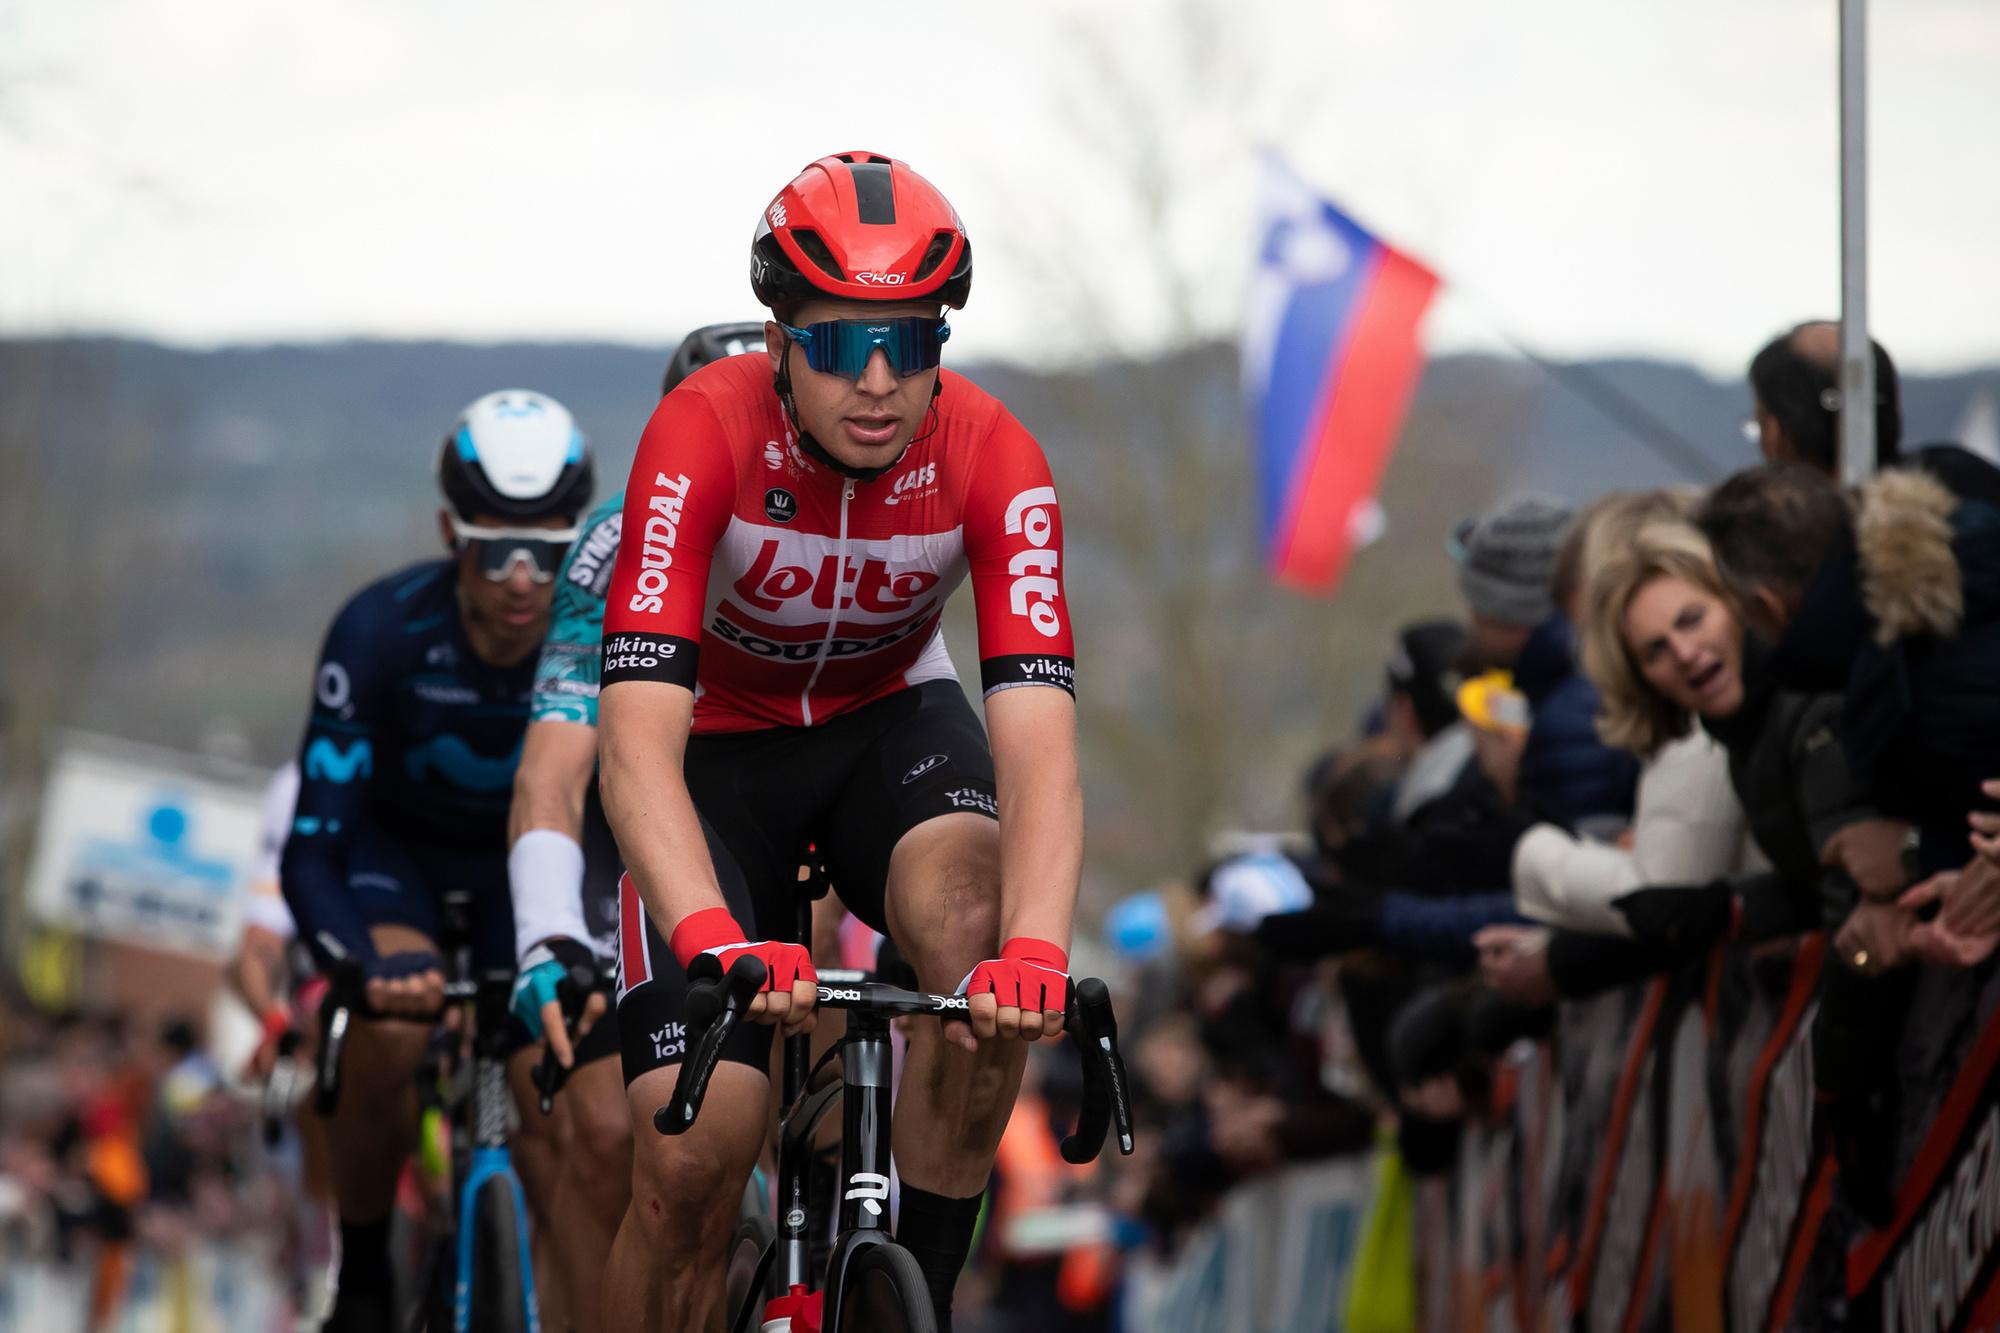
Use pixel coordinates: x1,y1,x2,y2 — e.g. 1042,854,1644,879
5,0,1997,374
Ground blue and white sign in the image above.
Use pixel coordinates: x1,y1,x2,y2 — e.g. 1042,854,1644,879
25,739,266,959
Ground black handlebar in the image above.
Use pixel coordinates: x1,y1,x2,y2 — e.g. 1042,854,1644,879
655,956,1137,1164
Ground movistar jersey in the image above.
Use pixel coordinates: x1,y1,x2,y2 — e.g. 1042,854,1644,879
532,492,624,727
281,560,536,964
600,355,1076,732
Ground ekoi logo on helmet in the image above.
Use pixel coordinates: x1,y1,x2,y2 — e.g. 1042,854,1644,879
854,272,907,286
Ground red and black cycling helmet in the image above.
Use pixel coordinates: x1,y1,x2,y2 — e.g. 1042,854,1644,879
751,152,972,312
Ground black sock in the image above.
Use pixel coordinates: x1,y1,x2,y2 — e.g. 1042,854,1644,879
896,1183,984,1333
335,1216,391,1306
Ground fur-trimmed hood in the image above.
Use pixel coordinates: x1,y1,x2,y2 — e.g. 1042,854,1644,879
1855,467,1963,642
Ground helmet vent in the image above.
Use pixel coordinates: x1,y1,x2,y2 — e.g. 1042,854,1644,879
790,229,847,282
913,231,957,283
845,161,897,225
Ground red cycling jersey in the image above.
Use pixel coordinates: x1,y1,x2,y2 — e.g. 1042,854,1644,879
600,354,1074,733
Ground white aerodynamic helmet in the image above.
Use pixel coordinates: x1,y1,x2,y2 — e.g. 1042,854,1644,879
435,389,594,523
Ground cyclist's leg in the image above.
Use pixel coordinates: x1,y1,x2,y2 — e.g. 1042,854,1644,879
547,1025,631,1332
323,923,438,1325
604,813,781,1333
820,682,1021,1329
522,788,629,1332
320,826,450,1329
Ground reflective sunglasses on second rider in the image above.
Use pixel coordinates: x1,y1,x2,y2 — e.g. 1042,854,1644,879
449,517,577,584
778,316,950,381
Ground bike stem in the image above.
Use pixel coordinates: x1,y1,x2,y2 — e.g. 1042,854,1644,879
837,1009,894,1237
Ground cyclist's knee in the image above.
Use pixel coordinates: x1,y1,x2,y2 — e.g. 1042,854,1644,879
571,1076,633,1213
628,1136,742,1241
341,1016,430,1095
895,861,1002,987
624,1067,762,1243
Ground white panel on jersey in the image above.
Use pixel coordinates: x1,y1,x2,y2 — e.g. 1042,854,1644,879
901,623,961,688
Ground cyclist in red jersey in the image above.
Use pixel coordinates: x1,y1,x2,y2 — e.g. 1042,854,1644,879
596,152,1080,1332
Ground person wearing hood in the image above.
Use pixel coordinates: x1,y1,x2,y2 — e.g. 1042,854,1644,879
1699,454,2000,964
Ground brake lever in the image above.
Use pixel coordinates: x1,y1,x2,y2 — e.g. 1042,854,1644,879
1060,977,1135,1164
656,955,766,1135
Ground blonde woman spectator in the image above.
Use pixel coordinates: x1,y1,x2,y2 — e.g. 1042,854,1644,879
1505,492,1760,936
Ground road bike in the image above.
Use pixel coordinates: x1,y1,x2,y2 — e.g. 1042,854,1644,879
316,890,540,1333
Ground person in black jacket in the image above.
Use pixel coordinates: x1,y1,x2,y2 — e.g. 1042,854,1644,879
1475,519,1911,1220
1699,454,2000,964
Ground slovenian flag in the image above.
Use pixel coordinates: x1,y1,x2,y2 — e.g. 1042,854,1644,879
1245,155,1439,592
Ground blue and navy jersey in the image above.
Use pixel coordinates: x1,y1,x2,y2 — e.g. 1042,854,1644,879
280,560,536,964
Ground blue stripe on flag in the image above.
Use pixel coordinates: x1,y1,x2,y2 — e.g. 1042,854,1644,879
1253,198,1383,552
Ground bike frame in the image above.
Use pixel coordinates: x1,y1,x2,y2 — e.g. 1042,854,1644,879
736,888,951,1332
425,892,544,1333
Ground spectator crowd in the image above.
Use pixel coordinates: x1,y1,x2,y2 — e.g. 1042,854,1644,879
1035,319,2000,1327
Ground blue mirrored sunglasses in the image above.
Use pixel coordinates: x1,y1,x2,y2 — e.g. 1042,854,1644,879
778,317,950,381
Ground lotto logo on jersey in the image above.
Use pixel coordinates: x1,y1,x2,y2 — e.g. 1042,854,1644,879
732,540,942,616
1002,486,1063,638
627,472,693,615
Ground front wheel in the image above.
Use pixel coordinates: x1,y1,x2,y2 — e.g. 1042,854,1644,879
725,1211,778,1333
467,1176,530,1333
833,1242,936,1333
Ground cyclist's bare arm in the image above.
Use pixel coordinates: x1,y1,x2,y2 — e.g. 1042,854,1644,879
989,685,1082,952
946,684,1080,1049
508,717,610,1056
600,680,815,1029
510,719,598,845
228,922,290,1020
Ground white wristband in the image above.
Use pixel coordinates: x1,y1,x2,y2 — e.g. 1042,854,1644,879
509,828,591,967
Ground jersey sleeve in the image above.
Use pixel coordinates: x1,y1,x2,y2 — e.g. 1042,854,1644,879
600,391,738,692
962,411,1076,697
532,499,622,726
281,593,393,967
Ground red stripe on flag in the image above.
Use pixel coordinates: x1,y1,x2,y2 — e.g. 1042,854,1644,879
1272,246,1439,590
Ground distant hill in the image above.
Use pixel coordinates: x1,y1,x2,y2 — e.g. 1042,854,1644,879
4,337,1996,896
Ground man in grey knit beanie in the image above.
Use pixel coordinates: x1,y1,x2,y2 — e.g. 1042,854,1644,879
1450,493,1574,667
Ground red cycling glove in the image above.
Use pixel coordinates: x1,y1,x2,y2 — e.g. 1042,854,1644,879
669,907,817,993
959,937,1069,1012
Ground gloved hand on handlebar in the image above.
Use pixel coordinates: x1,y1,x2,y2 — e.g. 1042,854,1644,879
364,949,445,1019
670,908,818,1033
955,938,1069,1050
511,938,607,1067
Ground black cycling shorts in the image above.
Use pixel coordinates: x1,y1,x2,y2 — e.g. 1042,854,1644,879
346,822,553,1060
615,680,997,1087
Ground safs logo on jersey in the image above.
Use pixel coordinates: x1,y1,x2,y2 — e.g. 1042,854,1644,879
882,462,938,507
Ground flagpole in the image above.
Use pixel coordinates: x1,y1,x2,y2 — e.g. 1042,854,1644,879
1839,0,1876,487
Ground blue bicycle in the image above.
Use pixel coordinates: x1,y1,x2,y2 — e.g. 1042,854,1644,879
316,889,540,1333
